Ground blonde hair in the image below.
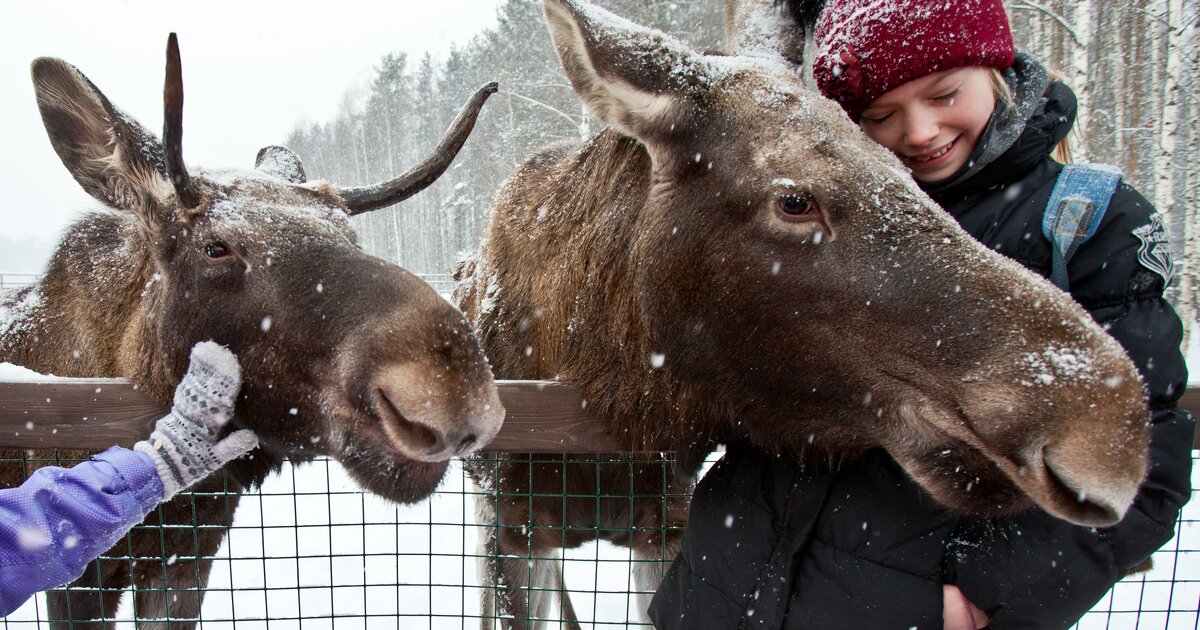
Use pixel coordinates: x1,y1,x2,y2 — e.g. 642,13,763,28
988,68,1012,106
987,68,1073,164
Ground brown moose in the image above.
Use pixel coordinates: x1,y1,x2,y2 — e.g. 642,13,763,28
453,0,1149,627
0,36,503,627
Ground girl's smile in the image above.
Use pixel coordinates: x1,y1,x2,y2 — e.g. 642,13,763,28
901,136,961,172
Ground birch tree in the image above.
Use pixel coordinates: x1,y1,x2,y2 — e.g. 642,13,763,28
1008,0,1197,345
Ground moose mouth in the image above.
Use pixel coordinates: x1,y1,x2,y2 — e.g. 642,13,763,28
312,393,453,504
1017,443,1128,526
884,386,1133,527
310,351,503,505
334,419,452,505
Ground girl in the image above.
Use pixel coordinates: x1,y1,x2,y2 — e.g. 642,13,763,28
651,1,1193,628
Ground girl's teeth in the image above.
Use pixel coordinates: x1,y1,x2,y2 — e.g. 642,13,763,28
913,145,950,163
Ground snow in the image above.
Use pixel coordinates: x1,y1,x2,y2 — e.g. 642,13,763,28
199,169,352,245
254,151,305,184
0,287,42,340
0,363,58,382
1020,346,1099,386
16,526,50,552
730,1,801,66
816,0,906,58
564,0,802,110
0,363,127,385
479,269,502,320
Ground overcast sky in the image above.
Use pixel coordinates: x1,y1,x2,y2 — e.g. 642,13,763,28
0,0,504,246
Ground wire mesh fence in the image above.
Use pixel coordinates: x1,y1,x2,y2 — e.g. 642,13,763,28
1,450,1198,629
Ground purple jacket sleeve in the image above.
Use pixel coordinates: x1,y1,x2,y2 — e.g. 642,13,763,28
0,447,163,616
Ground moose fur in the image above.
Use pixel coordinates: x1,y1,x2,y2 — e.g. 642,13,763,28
454,0,1150,627
0,41,503,628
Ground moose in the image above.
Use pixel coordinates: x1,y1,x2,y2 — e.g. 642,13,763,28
0,36,504,627
453,0,1150,627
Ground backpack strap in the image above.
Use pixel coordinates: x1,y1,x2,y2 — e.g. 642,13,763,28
1041,163,1123,291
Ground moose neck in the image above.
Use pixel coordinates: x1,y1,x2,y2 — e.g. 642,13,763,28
0,211,164,396
475,130,727,454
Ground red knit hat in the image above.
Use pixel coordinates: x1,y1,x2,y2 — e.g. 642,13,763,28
813,0,1016,119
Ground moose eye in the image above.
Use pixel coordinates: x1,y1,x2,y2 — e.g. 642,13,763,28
775,193,820,221
203,241,234,262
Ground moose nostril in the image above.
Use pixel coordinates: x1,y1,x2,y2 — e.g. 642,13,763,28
454,434,478,457
377,389,443,453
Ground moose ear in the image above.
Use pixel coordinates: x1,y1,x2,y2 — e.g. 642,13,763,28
255,145,308,184
32,58,172,223
725,0,812,79
542,0,701,143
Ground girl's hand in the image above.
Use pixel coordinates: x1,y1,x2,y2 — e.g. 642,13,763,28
944,585,988,630
134,341,258,499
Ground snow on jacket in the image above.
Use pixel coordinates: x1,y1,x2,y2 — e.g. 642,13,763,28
650,54,1194,630
0,447,162,616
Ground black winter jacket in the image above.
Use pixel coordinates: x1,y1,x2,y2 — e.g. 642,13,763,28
649,59,1194,630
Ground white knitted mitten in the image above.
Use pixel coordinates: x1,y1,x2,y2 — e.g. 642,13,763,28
134,341,258,500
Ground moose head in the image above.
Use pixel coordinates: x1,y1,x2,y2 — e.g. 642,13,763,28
513,0,1147,526
24,35,505,501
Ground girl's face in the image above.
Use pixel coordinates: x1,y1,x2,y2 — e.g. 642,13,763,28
858,67,996,183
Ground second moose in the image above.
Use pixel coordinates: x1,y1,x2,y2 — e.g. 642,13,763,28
454,0,1150,627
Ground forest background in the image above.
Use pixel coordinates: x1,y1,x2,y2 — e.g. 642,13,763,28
279,0,1199,346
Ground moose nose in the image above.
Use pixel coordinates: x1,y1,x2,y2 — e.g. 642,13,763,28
370,363,504,463
1034,440,1142,527
421,429,479,460
374,386,485,463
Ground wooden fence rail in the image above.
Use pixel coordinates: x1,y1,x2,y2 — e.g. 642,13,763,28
0,379,1197,452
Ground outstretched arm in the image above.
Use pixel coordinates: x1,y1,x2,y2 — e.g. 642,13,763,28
0,342,256,616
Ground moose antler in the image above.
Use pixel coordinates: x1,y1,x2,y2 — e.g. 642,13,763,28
336,82,499,215
164,33,201,209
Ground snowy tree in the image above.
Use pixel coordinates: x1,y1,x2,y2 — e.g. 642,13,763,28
288,0,723,280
